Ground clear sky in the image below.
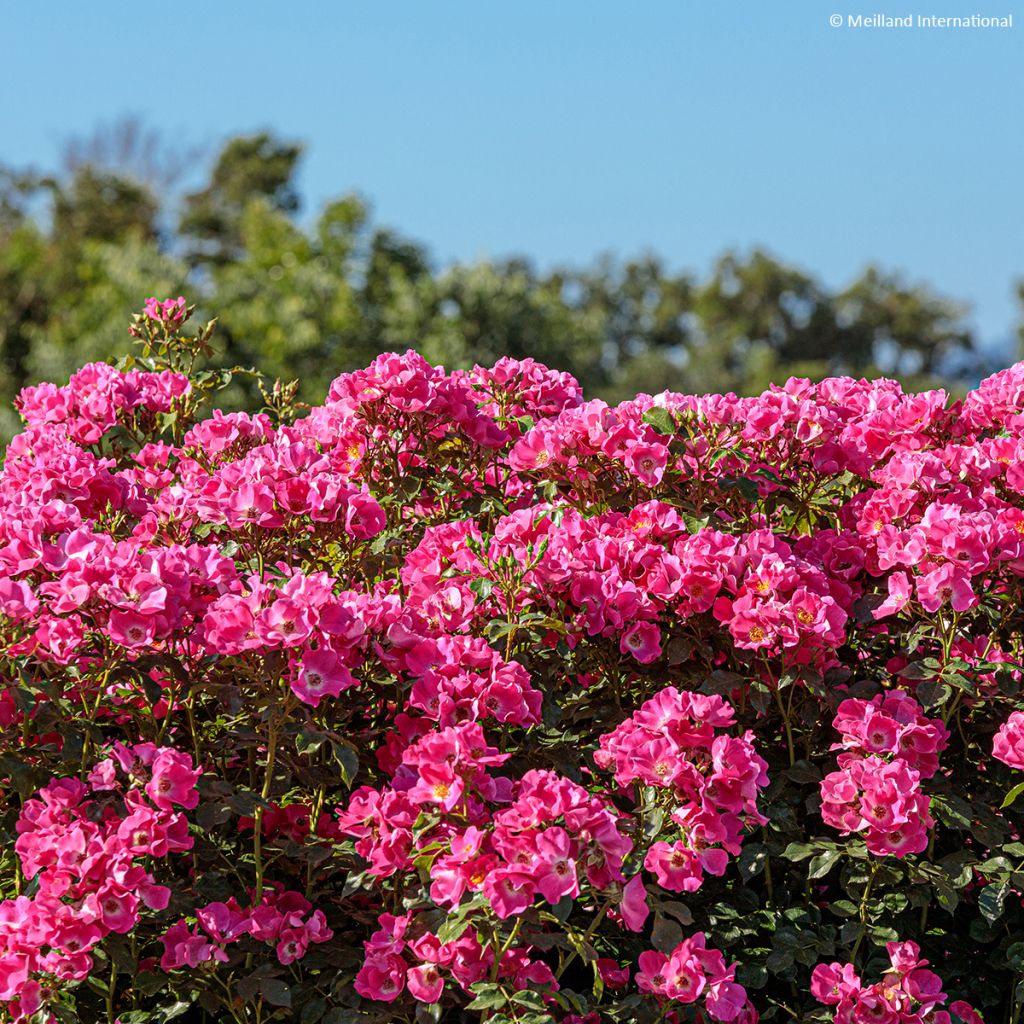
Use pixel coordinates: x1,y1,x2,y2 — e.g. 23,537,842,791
3,1,1022,355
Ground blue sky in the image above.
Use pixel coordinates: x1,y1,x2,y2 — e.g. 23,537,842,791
4,1,1022,355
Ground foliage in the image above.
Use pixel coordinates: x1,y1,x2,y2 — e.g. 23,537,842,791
0,130,998,446
0,299,1022,1023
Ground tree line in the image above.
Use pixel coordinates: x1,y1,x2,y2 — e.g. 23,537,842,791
0,127,1008,439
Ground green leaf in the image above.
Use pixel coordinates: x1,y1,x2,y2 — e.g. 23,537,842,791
511,990,547,1010
642,806,665,840
830,899,858,918
652,914,683,953
897,661,937,681
980,881,1009,924
297,728,326,756
931,793,973,829
781,842,817,862
1002,781,1024,809
719,476,761,502
551,894,575,922
808,850,841,879
437,913,473,944
916,680,953,710
642,406,676,435
330,739,360,787
737,844,767,881
259,979,292,1008
465,984,509,1011
416,1003,442,1024
933,880,959,913
300,997,327,1023
141,673,164,705
785,760,823,785
155,1005,194,1023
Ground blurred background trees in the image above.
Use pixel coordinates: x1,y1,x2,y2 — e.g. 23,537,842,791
0,122,1009,440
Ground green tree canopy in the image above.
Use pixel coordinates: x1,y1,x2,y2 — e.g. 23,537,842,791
0,127,1002,444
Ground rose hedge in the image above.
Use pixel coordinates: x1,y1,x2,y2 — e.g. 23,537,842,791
0,298,1022,1023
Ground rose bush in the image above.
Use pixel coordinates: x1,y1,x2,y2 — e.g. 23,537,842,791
0,299,1022,1023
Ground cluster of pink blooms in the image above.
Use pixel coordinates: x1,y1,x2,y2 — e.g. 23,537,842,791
323,349,510,451
400,634,542,727
16,361,189,445
508,397,671,486
0,745,199,1021
354,911,553,1004
636,933,757,1022
452,355,583,429
338,717,653,1005
820,692,949,857
811,941,981,1024
595,687,768,893
160,887,332,970
400,502,857,672
338,721,634,919
6,299,1024,1017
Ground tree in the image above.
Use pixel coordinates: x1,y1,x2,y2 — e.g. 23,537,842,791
0,127,998,445
179,132,304,266
835,265,972,378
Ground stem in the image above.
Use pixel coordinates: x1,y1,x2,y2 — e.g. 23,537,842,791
766,998,800,1020
80,663,113,776
773,681,796,766
253,712,280,904
106,957,117,1024
212,973,248,1024
920,831,937,932
490,915,524,981
851,860,879,964
306,782,327,899
130,933,139,1009
554,897,614,981
942,690,963,728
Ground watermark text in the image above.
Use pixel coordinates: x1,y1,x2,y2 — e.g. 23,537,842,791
829,12,1012,28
